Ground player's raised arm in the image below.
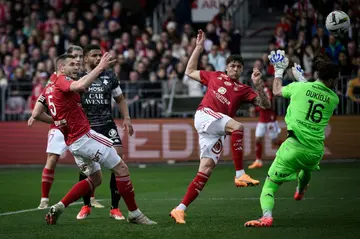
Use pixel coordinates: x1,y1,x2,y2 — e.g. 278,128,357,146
251,68,271,109
70,52,116,91
30,101,54,125
268,50,289,97
185,29,205,82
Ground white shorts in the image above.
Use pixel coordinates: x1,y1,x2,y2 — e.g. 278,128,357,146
46,128,68,155
255,121,281,140
69,129,121,176
194,108,232,164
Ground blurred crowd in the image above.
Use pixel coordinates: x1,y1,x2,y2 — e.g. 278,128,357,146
254,0,360,114
0,0,240,117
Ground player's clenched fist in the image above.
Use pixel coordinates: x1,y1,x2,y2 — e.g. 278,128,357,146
251,68,263,87
196,29,205,47
268,50,289,78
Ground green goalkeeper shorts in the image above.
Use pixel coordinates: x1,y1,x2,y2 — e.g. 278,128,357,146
267,136,324,183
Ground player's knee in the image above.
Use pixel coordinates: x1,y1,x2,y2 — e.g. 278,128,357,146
199,158,216,176
112,160,129,176
89,171,102,187
46,154,59,170
225,119,244,134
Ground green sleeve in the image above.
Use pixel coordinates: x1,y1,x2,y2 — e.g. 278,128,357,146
282,82,299,99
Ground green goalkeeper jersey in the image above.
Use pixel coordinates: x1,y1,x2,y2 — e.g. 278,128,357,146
282,81,339,151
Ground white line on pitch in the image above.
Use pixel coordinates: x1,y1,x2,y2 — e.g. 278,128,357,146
0,199,106,216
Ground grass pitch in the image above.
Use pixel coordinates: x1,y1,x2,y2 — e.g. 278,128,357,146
0,162,359,239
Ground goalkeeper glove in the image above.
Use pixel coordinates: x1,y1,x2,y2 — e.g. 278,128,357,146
268,50,289,78
291,63,307,82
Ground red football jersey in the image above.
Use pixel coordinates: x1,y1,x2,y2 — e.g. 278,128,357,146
42,74,90,145
198,71,258,117
257,86,276,123
48,73,58,130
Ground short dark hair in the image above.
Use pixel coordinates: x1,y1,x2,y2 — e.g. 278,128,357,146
83,44,101,56
67,45,83,54
55,54,75,70
226,54,244,66
314,53,339,82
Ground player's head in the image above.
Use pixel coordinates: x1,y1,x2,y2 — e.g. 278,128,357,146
83,44,102,70
225,54,244,80
314,54,339,88
67,45,83,66
55,54,79,79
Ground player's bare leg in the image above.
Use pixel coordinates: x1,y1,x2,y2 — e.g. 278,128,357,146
109,145,125,220
225,119,259,187
38,153,59,209
46,170,102,225
249,137,264,169
170,158,214,224
112,160,156,225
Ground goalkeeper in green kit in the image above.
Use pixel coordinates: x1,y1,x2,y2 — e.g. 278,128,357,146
244,50,340,227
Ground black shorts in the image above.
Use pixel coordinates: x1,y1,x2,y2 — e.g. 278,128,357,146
91,122,122,146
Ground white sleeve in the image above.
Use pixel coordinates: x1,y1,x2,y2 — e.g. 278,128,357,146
112,86,123,97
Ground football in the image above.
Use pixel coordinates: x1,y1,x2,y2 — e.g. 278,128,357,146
325,10,350,36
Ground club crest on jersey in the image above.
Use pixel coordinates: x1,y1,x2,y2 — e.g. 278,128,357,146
103,79,109,85
224,81,232,86
234,87,239,91
108,129,118,137
211,139,223,154
218,87,227,94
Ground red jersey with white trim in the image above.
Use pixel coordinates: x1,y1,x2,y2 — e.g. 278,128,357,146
257,85,276,123
41,74,90,145
197,71,258,117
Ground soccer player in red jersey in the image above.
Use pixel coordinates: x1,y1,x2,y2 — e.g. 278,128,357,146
248,81,283,169
29,45,104,209
170,30,271,224
31,53,156,225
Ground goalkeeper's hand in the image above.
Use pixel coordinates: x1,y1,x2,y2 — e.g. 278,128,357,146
291,63,307,82
268,50,289,78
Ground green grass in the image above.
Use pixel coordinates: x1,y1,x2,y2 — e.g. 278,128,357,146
0,162,359,239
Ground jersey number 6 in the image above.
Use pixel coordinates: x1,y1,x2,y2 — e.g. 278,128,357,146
48,95,57,116
306,100,324,123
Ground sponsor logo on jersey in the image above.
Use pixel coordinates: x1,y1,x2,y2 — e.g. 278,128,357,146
224,81,232,86
108,128,118,137
218,87,227,94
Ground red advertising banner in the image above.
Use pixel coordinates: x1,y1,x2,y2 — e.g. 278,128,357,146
0,116,359,165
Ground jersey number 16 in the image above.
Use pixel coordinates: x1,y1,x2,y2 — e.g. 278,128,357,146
306,100,324,123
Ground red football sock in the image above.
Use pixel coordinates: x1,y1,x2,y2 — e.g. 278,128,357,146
231,130,244,170
181,172,209,206
41,168,55,198
61,179,93,207
116,175,138,211
255,141,263,160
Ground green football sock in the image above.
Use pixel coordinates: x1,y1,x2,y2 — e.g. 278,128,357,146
260,178,280,218
298,170,311,192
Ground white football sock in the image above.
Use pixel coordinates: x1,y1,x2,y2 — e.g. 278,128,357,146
176,203,187,211
236,169,245,178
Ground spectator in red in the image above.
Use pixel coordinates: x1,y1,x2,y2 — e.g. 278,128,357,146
29,71,47,110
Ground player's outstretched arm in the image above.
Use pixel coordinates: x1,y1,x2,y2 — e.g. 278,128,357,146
185,29,205,82
268,50,289,97
70,52,116,91
30,101,54,124
251,68,271,109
